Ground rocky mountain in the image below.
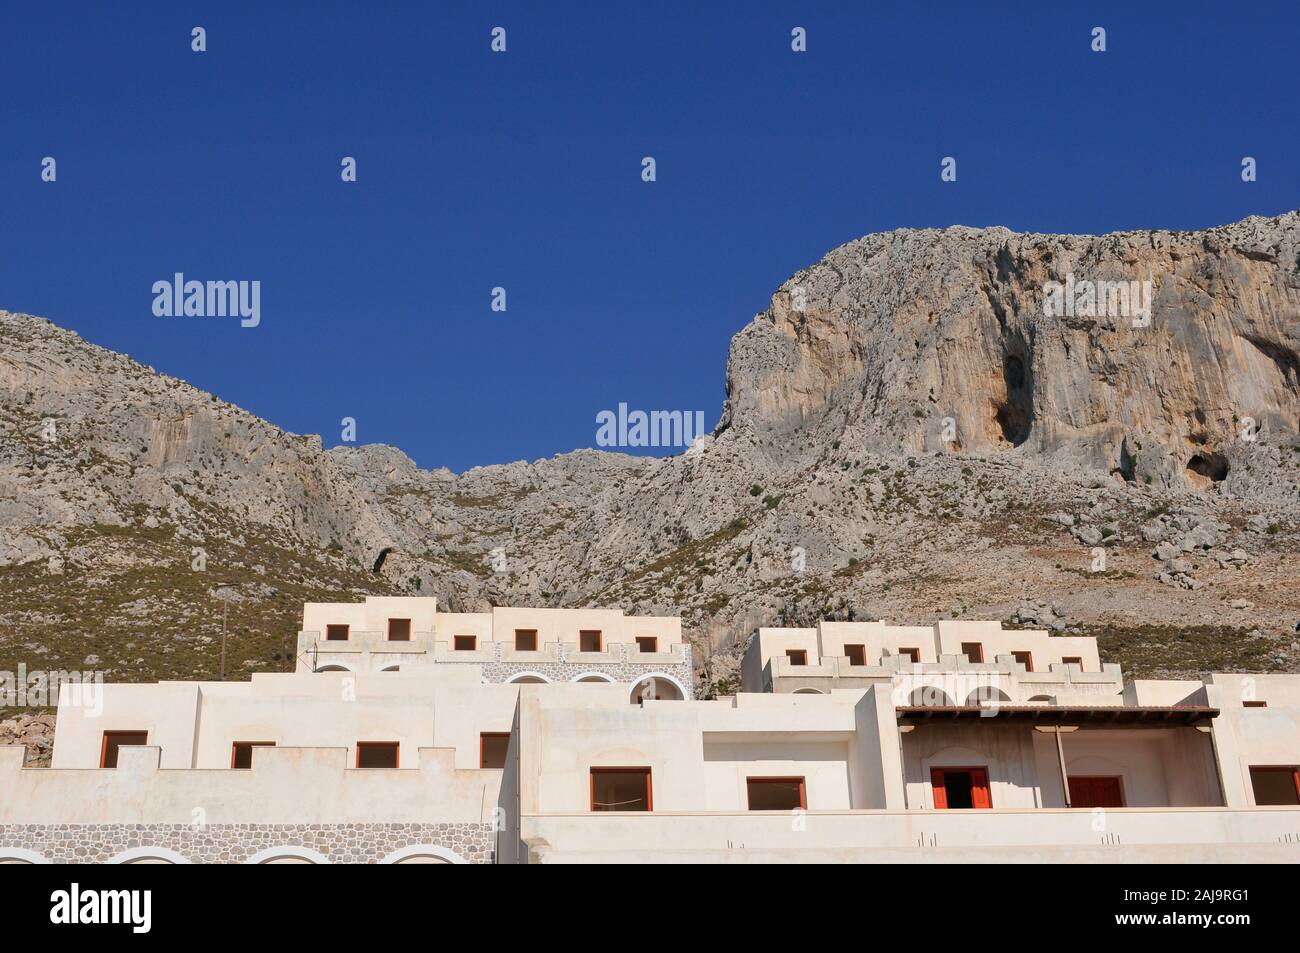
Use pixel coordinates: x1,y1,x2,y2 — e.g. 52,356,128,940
2,211,1298,704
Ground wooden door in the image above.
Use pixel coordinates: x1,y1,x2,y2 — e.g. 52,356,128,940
1069,775,1124,808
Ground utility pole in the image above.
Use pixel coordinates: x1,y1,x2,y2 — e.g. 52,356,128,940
218,592,230,680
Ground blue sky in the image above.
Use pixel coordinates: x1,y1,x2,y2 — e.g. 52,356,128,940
2,1,1297,471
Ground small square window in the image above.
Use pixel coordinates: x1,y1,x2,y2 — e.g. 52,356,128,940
480,733,510,769
231,741,275,769
387,618,411,641
590,767,652,812
898,647,920,663
325,624,349,641
579,630,603,652
454,634,477,651
514,629,538,651
844,644,867,666
1012,650,1034,672
1062,656,1083,670
786,649,808,666
356,742,400,768
100,731,148,768
746,777,806,811
635,636,658,653
960,642,984,664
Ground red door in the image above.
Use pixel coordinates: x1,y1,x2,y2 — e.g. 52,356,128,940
1069,775,1124,808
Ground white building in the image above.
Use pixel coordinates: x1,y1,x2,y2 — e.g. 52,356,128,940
1,599,1297,863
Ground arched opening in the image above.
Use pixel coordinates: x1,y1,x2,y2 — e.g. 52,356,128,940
380,664,401,672
245,846,330,865
792,688,825,694
109,847,191,865
907,686,955,707
316,664,350,673
964,686,1012,706
506,672,550,685
0,848,49,864
573,672,615,684
379,845,468,865
629,674,685,704
1027,694,1054,705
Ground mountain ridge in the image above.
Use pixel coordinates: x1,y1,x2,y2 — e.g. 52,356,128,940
3,209,1298,698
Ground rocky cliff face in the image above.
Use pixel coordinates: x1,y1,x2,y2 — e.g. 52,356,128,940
2,211,1298,696
723,214,1300,492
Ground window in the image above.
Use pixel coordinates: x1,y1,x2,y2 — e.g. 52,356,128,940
930,767,991,809
356,742,399,768
514,629,538,651
231,741,275,769
960,642,984,663
746,777,806,811
579,630,603,653
387,618,411,641
1249,766,1300,806
1068,775,1124,808
1012,650,1033,672
1062,656,1083,669
844,644,867,666
590,767,652,812
785,649,808,666
898,647,920,663
479,733,510,769
635,636,658,653
100,731,148,768
1244,700,1268,708
325,624,349,641
453,634,477,651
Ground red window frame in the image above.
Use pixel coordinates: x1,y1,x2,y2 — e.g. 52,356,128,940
844,644,867,666
579,630,603,652
479,732,511,769
898,647,921,663
514,629,538,651
99,731,148,768
387,618,411,641
785,649,808,666
589,767,653,812
746,776,807,810
960,642,984,664
1012,650,1034,672
930,766,991,809
635,636,658,653
1243,700,1268,708
325,624,350,641
230,741,276,769
355,741,400,768
453,634,477,651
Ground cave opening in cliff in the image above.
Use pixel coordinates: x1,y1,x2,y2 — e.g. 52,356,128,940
1186,452,1229,487
372,547,393,574
994,354,1032,446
